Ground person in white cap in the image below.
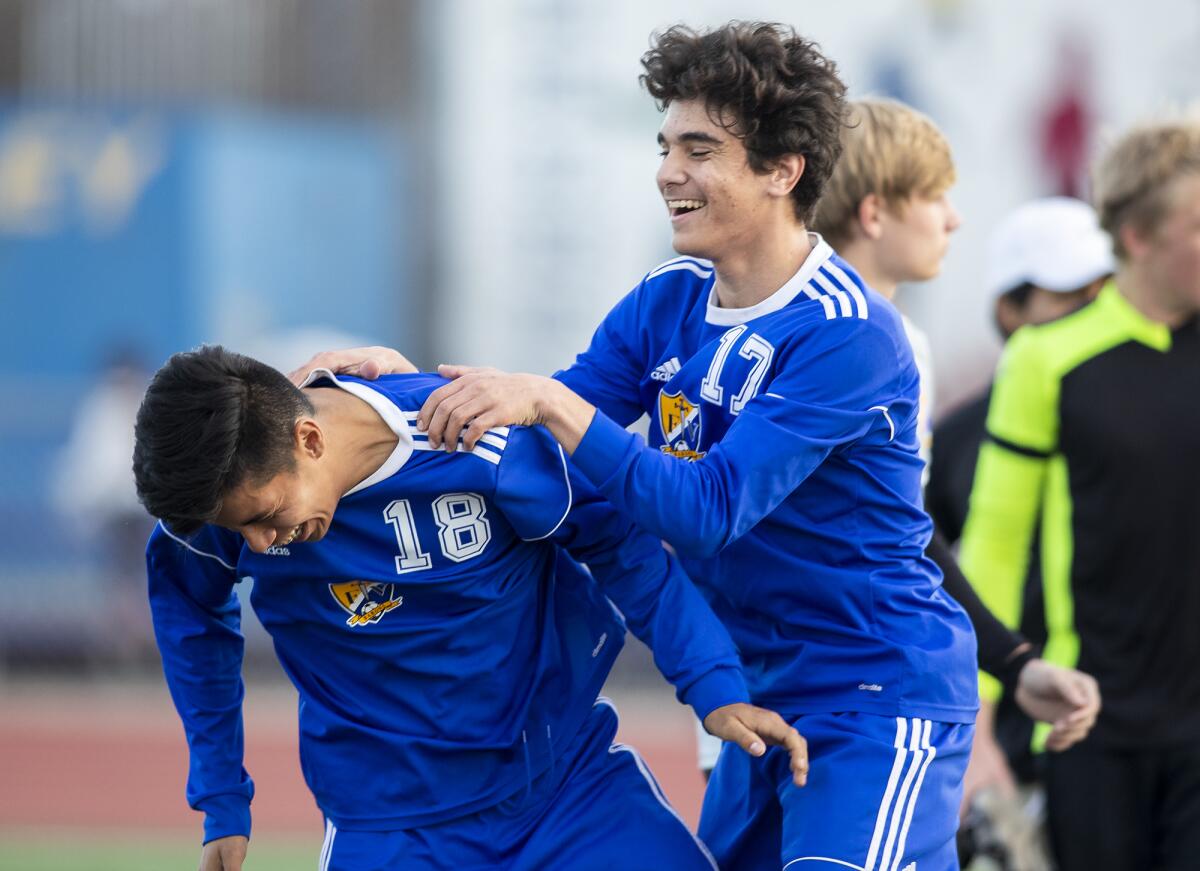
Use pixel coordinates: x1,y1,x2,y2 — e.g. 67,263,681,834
926,195,1112,863
927,195,1113,547
988,196,1115,344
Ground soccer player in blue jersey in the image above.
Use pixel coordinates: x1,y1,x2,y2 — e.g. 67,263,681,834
131,346,808,871
303,22,980,870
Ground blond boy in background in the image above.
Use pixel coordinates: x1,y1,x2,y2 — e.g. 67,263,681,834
812,98,1101,862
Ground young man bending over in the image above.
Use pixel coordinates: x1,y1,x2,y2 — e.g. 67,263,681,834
133,346,805,871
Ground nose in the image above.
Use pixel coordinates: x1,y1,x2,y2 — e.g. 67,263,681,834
945,198,963,233
656,148,687,192
242,525,276,553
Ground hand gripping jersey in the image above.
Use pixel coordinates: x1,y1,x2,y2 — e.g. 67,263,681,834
145,372,748,843
560,236,978,722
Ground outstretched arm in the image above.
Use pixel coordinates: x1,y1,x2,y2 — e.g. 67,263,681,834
493,426,807,784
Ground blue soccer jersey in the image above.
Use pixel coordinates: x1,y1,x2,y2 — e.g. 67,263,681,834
146,371,748,843
559,236,978,723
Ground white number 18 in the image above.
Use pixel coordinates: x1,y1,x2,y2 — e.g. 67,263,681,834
383,492,492,573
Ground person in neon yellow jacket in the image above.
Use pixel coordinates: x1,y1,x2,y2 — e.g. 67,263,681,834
959,116,1200,871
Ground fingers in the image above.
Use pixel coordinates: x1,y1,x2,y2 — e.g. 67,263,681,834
1045,702,1098,752
419,371,509,450
733,709,809,786
437,363,487,380
779,725,809,786
1053,671,1101,716
721,716,769,758
442,398,497,452
286,346,417,386
199,838,245,871
1044,723,1089,752
1051,671,1089,709
286,350,371,385
286,354,327,386
417,380,472,447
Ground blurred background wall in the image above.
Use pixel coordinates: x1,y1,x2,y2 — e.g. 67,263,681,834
6,0,1197,671
0,0,1196,864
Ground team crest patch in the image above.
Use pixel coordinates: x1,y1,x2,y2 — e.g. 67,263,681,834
657,389,705,460
329,581,404,627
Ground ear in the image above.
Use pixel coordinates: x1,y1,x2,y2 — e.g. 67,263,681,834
767,153,806,198
1119,223,1149,261
856,193,885,241
993,296,1022,340
295,418,325,461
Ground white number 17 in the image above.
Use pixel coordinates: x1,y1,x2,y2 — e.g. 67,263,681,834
699,326,774,414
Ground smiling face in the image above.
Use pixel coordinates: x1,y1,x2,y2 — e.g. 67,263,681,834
656,99,802,261
213,420,341,553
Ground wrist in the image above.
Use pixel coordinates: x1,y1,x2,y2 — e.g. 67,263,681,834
534,377,568,427
999,643,1039,695
536,380,596,455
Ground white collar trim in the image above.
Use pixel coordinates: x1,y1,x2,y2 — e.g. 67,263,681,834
299,368,414,495
704,233,834,326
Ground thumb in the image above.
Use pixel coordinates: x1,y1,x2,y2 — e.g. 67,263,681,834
1059,674,1089,709
357,359,383,380
437,363,478,380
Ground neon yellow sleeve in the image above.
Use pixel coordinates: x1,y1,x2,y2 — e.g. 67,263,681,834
959,327,1058,701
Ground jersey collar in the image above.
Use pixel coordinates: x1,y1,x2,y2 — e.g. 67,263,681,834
1099,282,1173,352
704,233,834,326
299,368,416,494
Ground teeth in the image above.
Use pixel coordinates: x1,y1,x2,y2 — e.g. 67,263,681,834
667,199,706,211
281,524,301,546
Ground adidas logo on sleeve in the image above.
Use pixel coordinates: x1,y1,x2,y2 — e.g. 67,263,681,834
650,357,682,382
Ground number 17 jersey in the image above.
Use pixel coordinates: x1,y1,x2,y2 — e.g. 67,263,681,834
561,235,978,723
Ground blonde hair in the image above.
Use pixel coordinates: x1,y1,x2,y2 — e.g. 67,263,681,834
1092,118,1200,259
812,97,956,250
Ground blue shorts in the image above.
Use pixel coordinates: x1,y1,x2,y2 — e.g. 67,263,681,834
320,698,717,871
699,712,972,871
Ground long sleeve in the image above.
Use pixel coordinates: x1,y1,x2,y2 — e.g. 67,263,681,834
554,283,654,427
569,320,908,558
959,328,1056,701
493,426,749,721
927,528,1026,676
146,521,253,843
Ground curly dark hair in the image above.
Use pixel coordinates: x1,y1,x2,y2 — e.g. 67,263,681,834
640,21,848,225
133,345,314,534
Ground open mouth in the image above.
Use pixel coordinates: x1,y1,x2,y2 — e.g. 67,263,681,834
667,199,706,219
281,523,304,546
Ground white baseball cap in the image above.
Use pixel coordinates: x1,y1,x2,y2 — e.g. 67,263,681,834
986,197,1115,298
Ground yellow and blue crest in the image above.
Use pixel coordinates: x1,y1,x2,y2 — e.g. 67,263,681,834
329,581,404,627
657,389,705,460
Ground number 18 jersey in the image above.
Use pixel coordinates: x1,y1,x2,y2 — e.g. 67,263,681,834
146,372,747,841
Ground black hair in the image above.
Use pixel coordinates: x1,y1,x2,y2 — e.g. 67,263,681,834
999,281,1036,308
640,21,848,224
132,345,314,534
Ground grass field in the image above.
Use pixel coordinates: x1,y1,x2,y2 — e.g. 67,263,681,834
0,831,320,871
0,829,320,871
